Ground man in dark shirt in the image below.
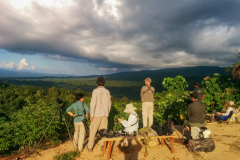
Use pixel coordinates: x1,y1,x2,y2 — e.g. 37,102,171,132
184,92,207,131
193,82,205,101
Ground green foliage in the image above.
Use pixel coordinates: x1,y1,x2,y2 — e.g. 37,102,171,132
155,76,189,125
202,74,223,111
53,150,80,160
202,73,240,111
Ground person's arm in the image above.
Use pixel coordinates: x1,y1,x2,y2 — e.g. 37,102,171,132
140,87,144,99
90,90,97,120
67,111,77,117
84,103,90,118
108,91,111,113
221,107,232,116
187,105,191,119
121,114,137,128
66,105,76,117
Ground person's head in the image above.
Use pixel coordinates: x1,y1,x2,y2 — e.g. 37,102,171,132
228,101,234,107
76,93,84,101
144,77,151,85
193,82,199,88
124,103,137,114
96,76,105,86
190,92,198,101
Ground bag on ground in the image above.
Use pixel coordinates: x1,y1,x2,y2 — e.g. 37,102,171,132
99,129,119,138
151,125,163,136
188,138,215,152
162,119,174,135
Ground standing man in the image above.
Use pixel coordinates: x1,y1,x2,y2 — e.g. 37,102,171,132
193,82,205,101
140,77,155,128
87,77,111,152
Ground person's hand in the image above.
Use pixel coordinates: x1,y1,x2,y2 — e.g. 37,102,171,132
90,117,94,122
216,112,222,116
72,114,77,117
118,118,124,122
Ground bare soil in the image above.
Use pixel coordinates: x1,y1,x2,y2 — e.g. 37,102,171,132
3,122,240,160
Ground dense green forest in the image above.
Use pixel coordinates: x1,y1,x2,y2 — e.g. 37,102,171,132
0,65,239,157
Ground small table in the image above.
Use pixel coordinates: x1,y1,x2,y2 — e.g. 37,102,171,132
102,135,176,160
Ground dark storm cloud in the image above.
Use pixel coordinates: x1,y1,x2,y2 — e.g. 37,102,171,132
0,0,240,72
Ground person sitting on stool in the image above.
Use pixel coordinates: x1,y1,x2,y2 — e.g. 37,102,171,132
118,103,139,146
184,92,207,132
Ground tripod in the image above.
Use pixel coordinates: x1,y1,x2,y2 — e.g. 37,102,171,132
33,101,72,153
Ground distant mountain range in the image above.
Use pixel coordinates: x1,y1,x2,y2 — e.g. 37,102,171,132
0,66,227,79
105,66,227,81
0,69,76,78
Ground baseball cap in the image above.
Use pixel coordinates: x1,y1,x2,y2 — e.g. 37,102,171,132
144,77,151,83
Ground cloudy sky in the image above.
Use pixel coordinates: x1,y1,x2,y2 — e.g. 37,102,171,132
0,0,240,76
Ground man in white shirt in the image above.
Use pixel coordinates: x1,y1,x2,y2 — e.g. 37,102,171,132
118,103,139,133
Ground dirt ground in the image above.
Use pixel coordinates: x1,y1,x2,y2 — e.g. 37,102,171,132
3,122,240,160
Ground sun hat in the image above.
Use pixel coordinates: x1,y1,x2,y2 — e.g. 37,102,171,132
144,77,151,83
229,101,234,106
124,103,137,113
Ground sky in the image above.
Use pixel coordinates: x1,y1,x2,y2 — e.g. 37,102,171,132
0,0,240,76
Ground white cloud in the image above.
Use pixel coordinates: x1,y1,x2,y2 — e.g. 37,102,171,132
99,67,118,71
16,58,35,70
0,61,15,69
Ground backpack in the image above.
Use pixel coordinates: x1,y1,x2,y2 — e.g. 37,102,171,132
151,125,163,136
188,138,215,152
162,119,174,135
99,129,119,138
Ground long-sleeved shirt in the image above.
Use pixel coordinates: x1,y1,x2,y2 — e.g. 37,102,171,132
90,86,111,118
121,111,139,133
188,100,206,123
140,85,155,102
222,107,234,116
66,101,90,123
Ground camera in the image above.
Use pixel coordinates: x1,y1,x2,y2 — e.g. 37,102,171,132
57,98,63,104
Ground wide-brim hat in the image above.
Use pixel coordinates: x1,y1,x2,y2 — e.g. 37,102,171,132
124,103,137,113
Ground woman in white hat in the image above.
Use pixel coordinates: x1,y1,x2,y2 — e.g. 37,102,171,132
118,103,139,134
211,101,235,122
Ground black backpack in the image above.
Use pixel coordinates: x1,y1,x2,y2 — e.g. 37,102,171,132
151,125,163,136
188,138,215,152
161,119,174,135
99,129,119,138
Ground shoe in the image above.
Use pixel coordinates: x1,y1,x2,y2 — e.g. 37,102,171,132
87,148,93,152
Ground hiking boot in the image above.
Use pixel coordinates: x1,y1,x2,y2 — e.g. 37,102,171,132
87,148,93,152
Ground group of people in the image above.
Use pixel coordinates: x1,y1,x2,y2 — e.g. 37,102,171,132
184,83,235,133
66,76,155,152
66,77,235,152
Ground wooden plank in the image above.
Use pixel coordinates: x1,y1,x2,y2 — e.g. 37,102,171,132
102,135,176,141
103,141,106,154
107,141,112,160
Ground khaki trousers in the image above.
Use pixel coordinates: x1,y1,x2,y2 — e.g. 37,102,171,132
88,116,108,149
142,102,153,127
73,122,85,151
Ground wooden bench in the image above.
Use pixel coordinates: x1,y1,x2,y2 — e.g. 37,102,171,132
102,135,176,160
